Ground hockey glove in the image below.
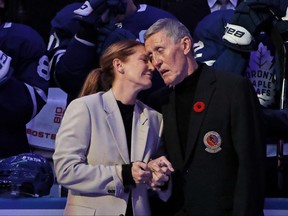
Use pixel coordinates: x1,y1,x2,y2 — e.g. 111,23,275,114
0,50,13,85
74,0,106,26
273,7,288,42
76,20,103,44
73,0,127,25
222,1,273,52
245,0,288,17
95,22,136,55
74,0,127,44
74,1,107,45
94,22,118,54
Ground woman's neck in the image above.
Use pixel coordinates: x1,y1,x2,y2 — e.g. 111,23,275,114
112,85,137,105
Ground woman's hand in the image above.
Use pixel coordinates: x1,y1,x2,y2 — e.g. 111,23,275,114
131,161,152,184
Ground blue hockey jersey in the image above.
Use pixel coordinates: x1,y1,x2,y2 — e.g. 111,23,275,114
0,22,49,158
47,3,176,101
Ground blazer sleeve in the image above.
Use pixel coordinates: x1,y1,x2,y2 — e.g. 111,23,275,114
231,77,265,215
53,98,124,197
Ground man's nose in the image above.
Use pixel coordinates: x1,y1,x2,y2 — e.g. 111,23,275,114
148,61,155,71
152,55,162,68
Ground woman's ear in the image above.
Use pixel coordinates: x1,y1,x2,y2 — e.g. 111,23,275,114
119,67,124,74
113,58,124,74
181,36,192,55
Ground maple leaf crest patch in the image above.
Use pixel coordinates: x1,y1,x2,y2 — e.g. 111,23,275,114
246,42,277,107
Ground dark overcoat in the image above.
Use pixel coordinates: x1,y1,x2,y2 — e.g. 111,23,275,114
152,64,265,216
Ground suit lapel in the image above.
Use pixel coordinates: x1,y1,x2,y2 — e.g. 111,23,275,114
163,89,185,170
130,102,149,162
184,66,216,165
103,90,130,163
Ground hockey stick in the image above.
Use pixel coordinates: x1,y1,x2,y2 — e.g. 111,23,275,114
269,16,288,191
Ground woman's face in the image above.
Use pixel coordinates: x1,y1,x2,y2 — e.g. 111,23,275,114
121,45,155,91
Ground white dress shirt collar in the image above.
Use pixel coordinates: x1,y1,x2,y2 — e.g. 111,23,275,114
208,0,238,12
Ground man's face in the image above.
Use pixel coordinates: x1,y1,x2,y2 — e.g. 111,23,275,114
145,31,188,86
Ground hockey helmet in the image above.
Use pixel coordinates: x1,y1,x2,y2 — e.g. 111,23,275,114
0,153,54,197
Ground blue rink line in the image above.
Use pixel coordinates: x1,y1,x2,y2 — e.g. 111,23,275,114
0,198,287,213
264,198,288,216
265,198,288,209
0,198,66,209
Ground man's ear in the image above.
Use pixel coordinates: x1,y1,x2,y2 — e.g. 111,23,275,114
181,36,192,55
112,58,124,74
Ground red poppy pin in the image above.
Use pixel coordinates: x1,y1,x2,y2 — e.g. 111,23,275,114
193,101,205,113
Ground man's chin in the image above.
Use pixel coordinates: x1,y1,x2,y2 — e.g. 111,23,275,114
164,79,174,87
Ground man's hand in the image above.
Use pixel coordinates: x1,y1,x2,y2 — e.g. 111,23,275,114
148,156,174,191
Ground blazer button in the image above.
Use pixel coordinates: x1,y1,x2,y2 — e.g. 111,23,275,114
107,189,115,193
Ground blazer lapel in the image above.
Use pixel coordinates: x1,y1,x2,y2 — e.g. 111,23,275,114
130,102,149,162
163,90,185,170
184,66,216,165
103,90,130,163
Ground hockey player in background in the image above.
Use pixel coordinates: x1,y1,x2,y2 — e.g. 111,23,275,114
0,0,50,158
47,0,176,104
161,0,243,35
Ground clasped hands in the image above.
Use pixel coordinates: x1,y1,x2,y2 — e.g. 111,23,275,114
132,156,174,191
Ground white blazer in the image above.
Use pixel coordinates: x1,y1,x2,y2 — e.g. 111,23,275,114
53,89,170,216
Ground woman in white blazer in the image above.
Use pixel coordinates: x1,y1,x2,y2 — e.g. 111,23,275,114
53,40,174,216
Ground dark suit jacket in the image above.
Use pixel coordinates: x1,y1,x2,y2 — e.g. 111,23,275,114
151,64,265,216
